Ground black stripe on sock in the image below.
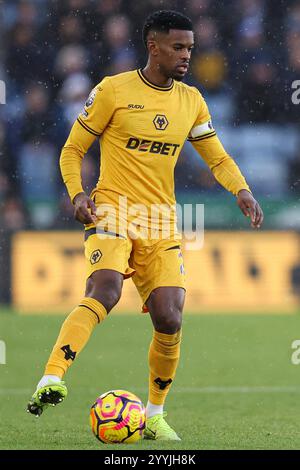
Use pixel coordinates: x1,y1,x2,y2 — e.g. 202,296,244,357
79,304,101,323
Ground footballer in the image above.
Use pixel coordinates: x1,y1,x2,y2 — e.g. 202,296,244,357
27,10,263,440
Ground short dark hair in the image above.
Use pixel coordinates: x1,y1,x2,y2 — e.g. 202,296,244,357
143,10,193,48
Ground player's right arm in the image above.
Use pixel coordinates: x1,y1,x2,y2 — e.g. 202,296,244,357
60,78,116,224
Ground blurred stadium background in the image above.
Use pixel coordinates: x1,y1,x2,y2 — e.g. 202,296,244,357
0,0,299,313
1,0,300,451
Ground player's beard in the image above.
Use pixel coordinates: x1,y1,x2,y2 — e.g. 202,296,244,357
171,72,185,82
158,63,186,82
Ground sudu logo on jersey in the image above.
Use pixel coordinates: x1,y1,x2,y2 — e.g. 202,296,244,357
128,103,144,109
126,137,180,156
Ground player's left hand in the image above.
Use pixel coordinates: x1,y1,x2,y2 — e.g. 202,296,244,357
237,189,264,229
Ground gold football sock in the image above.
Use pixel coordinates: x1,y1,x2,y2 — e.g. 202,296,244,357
148,329,182,405
44,297,107,378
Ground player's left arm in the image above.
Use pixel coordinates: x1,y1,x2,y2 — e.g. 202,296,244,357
188,95,263,228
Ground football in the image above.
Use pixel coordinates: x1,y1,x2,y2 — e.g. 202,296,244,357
90,389,146,444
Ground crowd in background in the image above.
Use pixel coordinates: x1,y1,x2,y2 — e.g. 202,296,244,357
0,0,300,230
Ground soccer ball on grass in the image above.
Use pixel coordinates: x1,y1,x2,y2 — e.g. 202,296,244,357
90,389,146,444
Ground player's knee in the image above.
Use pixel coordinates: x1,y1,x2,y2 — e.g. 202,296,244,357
89,285,121,313
155,307,182,334
101,287,122,312
85,272,123,313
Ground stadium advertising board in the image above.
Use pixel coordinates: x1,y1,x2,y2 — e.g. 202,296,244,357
12,231,300,313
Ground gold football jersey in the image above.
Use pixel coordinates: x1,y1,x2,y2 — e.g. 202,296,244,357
60,69,250,229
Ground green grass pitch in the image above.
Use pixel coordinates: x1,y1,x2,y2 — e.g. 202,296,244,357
1,310,300,450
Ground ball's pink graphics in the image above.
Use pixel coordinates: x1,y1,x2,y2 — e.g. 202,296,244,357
90,390,146,444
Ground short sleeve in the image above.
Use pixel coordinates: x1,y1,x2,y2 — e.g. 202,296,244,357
188,90,216,142
77,77,116,136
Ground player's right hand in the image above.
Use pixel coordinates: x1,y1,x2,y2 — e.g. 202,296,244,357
73,192,98,225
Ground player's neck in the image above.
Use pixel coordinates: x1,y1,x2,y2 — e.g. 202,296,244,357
141,64,173,88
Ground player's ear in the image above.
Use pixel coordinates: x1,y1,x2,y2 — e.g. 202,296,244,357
147,39,159,56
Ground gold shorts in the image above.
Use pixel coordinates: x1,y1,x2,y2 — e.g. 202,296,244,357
84,227,186,305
